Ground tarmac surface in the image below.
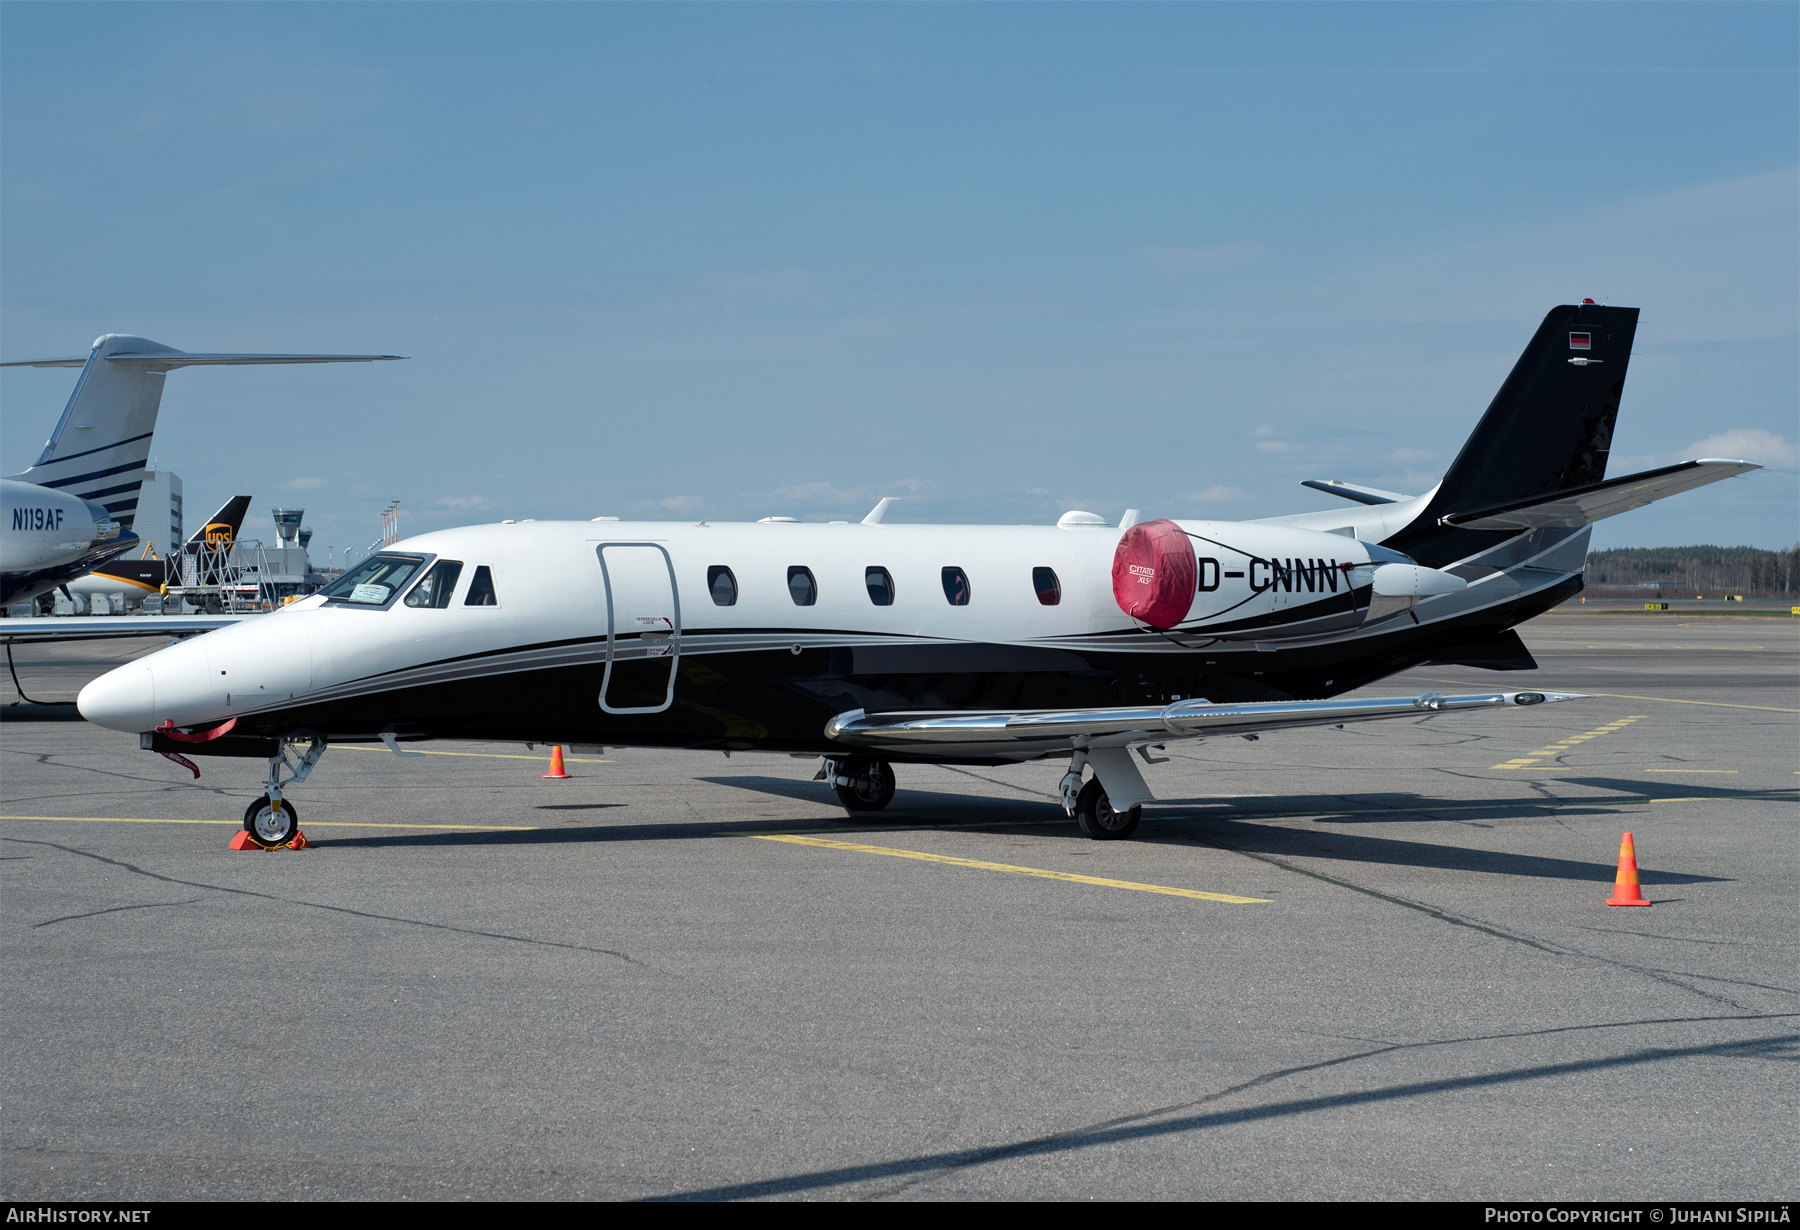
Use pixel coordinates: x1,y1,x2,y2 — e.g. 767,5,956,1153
2,610,1795,1200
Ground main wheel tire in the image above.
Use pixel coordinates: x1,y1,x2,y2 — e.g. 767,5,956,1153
1074,778,1140,840
833,760,896,813
243,795,299,847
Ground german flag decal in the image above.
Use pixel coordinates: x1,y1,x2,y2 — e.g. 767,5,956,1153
1569,332,1592,350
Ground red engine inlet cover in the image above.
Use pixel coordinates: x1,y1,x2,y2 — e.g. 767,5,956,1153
1111,519,1197,630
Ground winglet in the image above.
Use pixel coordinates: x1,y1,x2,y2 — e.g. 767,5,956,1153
862,497,899,525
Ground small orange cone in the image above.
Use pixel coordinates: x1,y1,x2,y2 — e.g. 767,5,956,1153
542,744,572,779
1606,831,1652,906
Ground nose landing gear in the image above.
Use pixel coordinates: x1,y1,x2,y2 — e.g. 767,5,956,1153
242,732,326,849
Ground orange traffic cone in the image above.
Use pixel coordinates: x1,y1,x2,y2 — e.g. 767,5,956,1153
1606,831,1652,907
542,745,572,779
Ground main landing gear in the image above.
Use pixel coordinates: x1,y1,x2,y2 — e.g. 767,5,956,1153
242,732,326,849
823,757,896,814
1060,752,1141,840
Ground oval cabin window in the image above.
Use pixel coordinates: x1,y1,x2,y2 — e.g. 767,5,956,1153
787,566,817,606
941,567,971,606
1032,567,1061,606
865,567,895,606
708,565,737,606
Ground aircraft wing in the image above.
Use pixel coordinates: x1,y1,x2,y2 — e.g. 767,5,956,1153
1440,460,1760,531
1,615,249,645
827,689,1582,752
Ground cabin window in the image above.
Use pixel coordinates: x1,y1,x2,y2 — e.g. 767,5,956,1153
787,566,817,606
320,554,426,607
941,566,971,606
404,560,464,609
463,565,499,606
865,566,895,606
708,565,738,606
1032,567,1061,606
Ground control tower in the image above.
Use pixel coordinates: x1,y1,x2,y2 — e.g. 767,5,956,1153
271,508,304,547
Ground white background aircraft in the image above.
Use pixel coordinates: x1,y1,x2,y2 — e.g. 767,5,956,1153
75,304,1759,848
0,335,400,609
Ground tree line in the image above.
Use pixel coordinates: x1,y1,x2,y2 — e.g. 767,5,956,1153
1584,545,1799,596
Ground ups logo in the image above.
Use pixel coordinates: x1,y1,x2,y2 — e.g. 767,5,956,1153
202,523,235,545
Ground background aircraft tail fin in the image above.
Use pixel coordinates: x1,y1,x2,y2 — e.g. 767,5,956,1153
4,337,401,531
186,495,253,549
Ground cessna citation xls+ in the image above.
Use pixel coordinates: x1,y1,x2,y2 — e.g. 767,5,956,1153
78,303,1760,848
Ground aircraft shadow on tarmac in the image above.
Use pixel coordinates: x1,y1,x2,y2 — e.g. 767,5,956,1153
307,773,1738,885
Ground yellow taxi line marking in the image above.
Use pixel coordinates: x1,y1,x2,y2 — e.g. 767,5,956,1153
1491,715,1647,769
752,834,1271,904
1402,676,1799,714
334,746,610,763
0,815,536,831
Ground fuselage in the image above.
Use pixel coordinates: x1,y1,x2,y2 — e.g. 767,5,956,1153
78,515,1585,762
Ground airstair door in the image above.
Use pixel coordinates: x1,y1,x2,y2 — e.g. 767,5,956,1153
597,543,680,714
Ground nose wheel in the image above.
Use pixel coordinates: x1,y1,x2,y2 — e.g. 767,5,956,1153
243,794,299,848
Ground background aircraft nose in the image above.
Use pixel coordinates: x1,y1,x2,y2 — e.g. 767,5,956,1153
77,661,156,733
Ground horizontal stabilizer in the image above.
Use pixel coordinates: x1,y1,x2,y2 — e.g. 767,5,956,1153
3,352,404,370
1301,479,1414,506
1440,460,1760,531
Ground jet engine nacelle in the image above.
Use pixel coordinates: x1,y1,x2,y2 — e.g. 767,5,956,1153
1364,562,1467,625
1112,518,1467,638
0,479,119,573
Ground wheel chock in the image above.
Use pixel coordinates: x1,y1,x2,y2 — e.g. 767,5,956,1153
228,829,311,851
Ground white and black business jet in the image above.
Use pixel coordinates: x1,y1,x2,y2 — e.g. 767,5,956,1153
76,304,1759,847
1,334,400,609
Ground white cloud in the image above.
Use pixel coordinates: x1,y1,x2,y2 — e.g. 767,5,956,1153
1681,428,1797,471
660,494,703,512
771,480,858,503
1187,485,1249,504
436,494,493,510
1254,440,1294,454
284,476,326,490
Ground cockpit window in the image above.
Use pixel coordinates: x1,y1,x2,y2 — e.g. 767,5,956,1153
320,554,426,607
464,565,499,606
404,560,464,609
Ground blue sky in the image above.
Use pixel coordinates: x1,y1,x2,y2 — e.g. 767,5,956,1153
3,2,1795,556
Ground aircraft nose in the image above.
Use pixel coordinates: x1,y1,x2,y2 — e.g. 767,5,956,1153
78,660,157,733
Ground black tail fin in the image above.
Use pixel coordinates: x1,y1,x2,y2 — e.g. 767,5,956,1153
185,495,252,548
1387,303,1638,565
